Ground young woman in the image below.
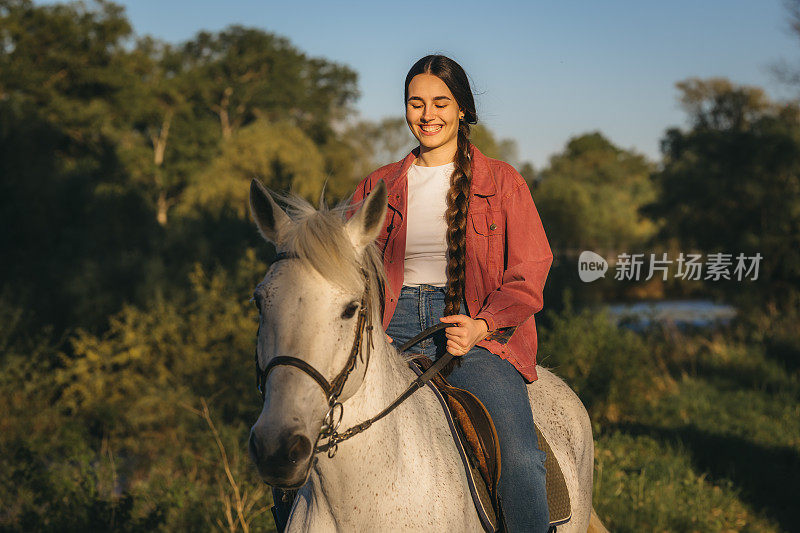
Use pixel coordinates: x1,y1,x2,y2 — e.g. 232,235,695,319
349,54,554,532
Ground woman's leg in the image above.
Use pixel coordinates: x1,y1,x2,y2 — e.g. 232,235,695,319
429,291,549,532
445,347,550,532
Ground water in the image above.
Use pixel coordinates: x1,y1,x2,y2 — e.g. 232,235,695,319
602,300,737,331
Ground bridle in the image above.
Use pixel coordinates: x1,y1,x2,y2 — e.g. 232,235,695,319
255,250,374,457
254,250,457,459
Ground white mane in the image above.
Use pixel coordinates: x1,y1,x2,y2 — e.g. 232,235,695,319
269,190,387,317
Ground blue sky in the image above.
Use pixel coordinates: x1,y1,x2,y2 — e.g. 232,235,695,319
43,0,800,169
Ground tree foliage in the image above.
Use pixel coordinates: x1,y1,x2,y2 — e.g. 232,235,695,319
535,131,658,252
177,25,359,143
179,119,327,218
644,78,800,307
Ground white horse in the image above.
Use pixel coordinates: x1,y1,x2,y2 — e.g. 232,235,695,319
247,178,607,532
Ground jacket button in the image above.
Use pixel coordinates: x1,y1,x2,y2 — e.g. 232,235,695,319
489,223,497,230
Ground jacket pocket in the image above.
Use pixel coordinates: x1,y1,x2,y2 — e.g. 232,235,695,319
470,210,504,273
471,211,503,237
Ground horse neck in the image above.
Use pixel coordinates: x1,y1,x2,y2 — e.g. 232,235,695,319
310,319,449,509
319,329,416,457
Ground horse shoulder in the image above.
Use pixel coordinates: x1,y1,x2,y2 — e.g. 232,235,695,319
527,365,593,455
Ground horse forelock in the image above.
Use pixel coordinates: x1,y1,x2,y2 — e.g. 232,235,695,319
269,190,386,315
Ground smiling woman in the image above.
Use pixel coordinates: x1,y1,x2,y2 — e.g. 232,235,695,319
388,54,553,532
405,73,464,164
406,73,464,167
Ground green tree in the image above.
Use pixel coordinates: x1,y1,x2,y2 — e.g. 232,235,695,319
363,116,416,165
327,116,415,201
116,36,212,227
0,0,162,332
179,119,327,218
178,25,359,143
535,132,658,252
0,256,273,531
0,0,134,141
644,77,800,308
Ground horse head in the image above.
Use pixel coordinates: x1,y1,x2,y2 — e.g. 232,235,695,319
247,178,387,488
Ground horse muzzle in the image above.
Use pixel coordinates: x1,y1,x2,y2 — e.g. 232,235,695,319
249,425,315,488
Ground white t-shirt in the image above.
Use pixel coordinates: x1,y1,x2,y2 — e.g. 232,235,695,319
403,161,455,287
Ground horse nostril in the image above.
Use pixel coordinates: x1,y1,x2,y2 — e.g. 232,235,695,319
287,433,312,464
250,427,312,474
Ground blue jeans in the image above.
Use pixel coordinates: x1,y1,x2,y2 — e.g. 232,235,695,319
386,284,550,533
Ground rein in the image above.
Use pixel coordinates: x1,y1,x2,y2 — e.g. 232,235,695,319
255,251,457,458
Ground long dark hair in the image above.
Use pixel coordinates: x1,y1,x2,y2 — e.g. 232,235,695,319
404,55,478,322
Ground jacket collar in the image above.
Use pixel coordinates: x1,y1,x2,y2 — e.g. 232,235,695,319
384,143,497,213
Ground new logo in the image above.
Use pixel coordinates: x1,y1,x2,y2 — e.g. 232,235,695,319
578,251,608,282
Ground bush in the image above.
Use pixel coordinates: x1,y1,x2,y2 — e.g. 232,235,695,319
537,291,664,425
0,252,275,531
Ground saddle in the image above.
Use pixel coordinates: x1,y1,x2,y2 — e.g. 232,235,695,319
410,356,572,533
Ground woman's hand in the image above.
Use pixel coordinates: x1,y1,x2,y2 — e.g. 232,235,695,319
439,315,489,356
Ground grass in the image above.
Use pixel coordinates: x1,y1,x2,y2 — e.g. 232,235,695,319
584,311,800,532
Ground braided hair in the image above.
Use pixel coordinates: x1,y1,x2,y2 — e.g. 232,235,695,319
405,55,478,366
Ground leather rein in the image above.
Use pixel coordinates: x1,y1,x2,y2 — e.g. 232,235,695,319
255,251,457,458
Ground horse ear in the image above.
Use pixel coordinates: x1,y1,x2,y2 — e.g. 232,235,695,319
346,179,387,252
249,178,293,244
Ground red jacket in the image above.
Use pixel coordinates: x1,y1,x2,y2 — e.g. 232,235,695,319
347,143,553,382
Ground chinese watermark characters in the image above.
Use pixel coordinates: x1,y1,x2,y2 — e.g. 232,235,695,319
578,251,762,283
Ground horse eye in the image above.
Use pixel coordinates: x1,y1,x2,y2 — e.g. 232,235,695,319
341,301,359,319
251,294,262,310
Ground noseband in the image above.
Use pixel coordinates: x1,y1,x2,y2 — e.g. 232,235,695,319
255,250,456,459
